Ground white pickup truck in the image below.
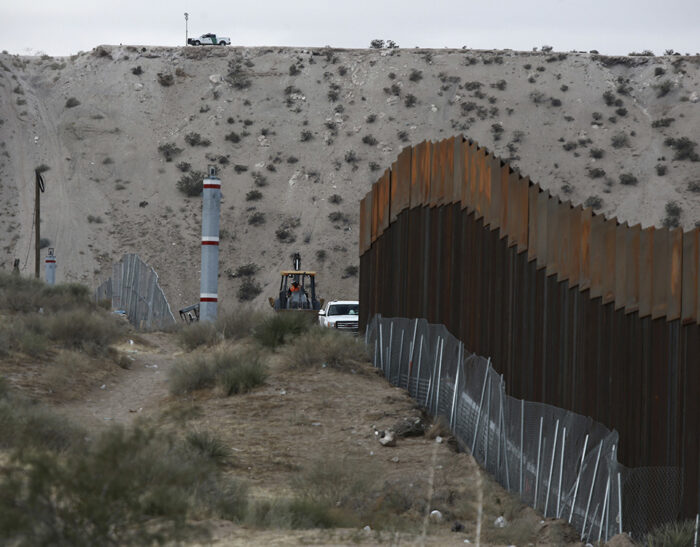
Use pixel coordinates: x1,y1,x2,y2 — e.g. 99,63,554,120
318,300,359,333
187,33,231,46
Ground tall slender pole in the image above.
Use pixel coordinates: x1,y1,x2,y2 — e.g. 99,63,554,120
520,398,524,496
472,358,491,455
35,171,41,278
200,168,221,321
184,12,189,46
397,329,404,387
617,472,623,536
556,427,566,518
534,417,543,509
544,420,560,516
415,335,424,399
581,443,603,540
569,434,589,523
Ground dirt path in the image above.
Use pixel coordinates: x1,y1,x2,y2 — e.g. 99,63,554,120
56,332,179,432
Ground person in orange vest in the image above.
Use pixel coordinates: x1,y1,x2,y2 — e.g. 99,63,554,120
288,281,301,296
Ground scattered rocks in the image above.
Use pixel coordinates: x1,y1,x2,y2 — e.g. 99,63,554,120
378,430,396,446
494,515,507,528
429,509,443,522
392,415,426,437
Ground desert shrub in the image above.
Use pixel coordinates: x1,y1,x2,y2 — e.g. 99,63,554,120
177,320,218,350
65,97,80,108
300,130,313,142
0,275,92,314
664,137,699,161
328,194,342,204
316,249,327,261
366,113,376,123
344,150,358,165
186,430,230,464
602,90,616,106
404,94,417,107
131,65,142,75
560,84,569,92
589,148,604,159
226,61,251,90
36,164,51,173
254,313,314,349
562,141,577,151
215,308,265,341
656,164,667,176
248,212,265,226
0,424,247,545
654,67,666,76
362,134,377,146
370,39,384,49
343,265,358,278
0,390,84,451
87,214,103,223
587,167,606,179
529,91,545,104
619,173,638,185
408,69,423,82
654,79,673,97
157,73,174,86
275,227,296,243
663,201,682,228
584,196,603,210
252,171,268,187
652,117,675,128
177,170,206,197
217,351,267,395
246,189,263,201
645,519,695,547
328,211,350,224
688,181,700,193
281,327,368,371
491,79,507,90
225,131,241,143
184,132,210,147
287,156,298,164
158,142,182,162
237,278,262,302
176,161,191,172
42,309,124,351
611,132,630,148
616,107,628,116
550,97,562,107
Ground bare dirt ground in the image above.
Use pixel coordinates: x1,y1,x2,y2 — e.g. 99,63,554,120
2,330,586,546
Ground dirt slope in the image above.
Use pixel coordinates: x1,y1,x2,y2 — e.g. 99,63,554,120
0,46,698,312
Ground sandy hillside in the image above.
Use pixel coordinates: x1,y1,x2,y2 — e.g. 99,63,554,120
0,46,698,312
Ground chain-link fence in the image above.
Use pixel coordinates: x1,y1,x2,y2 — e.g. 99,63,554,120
95,253,175,330
366,315,683,542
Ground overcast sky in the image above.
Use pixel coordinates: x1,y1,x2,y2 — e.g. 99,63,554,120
1,0,698,57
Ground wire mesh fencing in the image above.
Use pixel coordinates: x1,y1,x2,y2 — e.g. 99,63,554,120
94,253,175,330
366,315,683,542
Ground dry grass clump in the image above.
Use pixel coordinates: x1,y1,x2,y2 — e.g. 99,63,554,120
0,273,91,313
253,313,314,349
281,327,369,371
645,519,696,547
176,309,265,350
168,345,267,396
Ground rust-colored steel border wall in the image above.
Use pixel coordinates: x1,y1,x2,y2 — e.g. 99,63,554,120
359,136,700,516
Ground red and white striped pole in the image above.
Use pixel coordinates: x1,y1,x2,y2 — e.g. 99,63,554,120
200,167,221,322
45,248,56,285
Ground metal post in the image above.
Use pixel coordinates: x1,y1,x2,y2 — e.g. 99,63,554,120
378,324,384,371
520,398,524,496
598,475,610,543
397,329,405,387
586,503,600,543
199,168,221,322
415,335,424,400
434,338,444,415
34,169,45,279
44,248,56,285
556,427,566,518
569,434,589,523
184,12,189,45
581,442,603,540
387,322,394,382
544,419,559,517
534,417,543,509
496,376,502,473
373,339,378,368
484,373,492,468
617,472,623,536
694,513,698,547
450,344,462,430
499,376,510,491
424,337,439,408
472,358,491,455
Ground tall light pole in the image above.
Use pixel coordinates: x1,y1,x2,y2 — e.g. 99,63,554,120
184,13,189,46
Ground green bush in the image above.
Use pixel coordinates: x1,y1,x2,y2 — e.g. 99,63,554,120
169,354,218,394
186,429,230,464
238,278,262,302
217,353,267,395
177,170,206,197
254,313,313,349
215,308,264,340
281,327,368,371
0,425,247,545
45,309,123,351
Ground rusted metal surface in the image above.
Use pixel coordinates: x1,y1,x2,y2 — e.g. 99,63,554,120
360,136,700,516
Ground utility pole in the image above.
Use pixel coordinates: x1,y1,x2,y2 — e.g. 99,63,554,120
184,12,189,46
34,169,45,279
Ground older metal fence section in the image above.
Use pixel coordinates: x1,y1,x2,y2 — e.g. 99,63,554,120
367,315,683,541
94,253,175,330
359,136,700,518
